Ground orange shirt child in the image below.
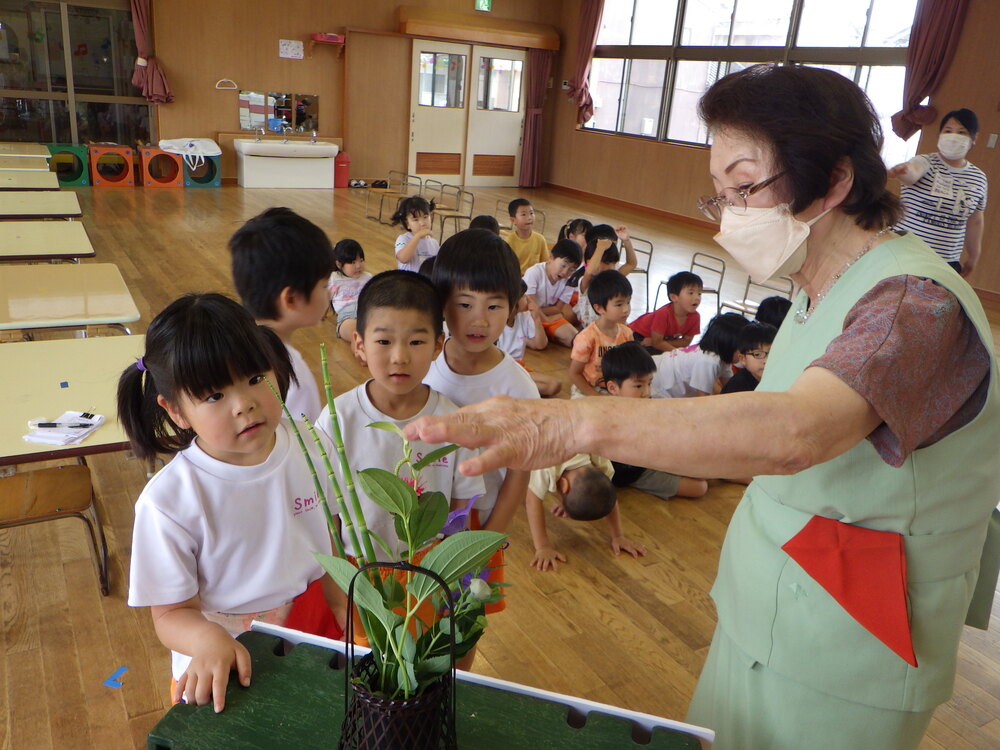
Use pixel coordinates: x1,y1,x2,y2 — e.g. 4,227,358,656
571,321,635,388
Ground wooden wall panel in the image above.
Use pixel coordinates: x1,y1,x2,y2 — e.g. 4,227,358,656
415,152,462,174
472,154,515,176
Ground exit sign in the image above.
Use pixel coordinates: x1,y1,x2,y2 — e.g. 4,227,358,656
475,0,491,10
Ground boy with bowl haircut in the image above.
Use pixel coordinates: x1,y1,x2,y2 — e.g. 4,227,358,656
721,321,777,394
600,342,708,500
629,271,703,352
315,270,485,560
523,238,583,348
526,454,646,572
229,206,335,423
502,197,549,273
569,270,636,397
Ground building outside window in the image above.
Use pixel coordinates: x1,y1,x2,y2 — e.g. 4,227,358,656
584,0,919,166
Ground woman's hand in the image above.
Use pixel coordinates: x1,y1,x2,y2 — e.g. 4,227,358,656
403,396,582,476
172,627,251,712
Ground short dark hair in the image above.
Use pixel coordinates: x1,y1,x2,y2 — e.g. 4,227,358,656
357,270,443,337
116,293,292,460
229,207,334,320
667,271,703,297
558,218,592,241
432,228,522,308
469,214,500,234
550,238,583,266
584,224,617,244
417,256,436,278
600,341,656,386
755,296,792,329
737,321,777,353
940,108,979,137
508,198,532,218
699,312,750,364
391,195,434,228
699,64,900,231
587,270,632,311
333,238,364,271
584,238,620,265
563,466,617,521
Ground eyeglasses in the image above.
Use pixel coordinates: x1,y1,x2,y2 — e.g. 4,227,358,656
744,349,769,360
697,172,786,222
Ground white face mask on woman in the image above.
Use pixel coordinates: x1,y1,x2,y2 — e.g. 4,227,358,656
714,204,832,283
937,133,972,161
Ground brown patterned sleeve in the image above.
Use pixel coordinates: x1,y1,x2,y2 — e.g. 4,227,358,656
810,276,991,467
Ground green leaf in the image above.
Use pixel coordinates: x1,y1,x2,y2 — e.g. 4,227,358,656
397,659,417,697
410,491,450,548
367,421,406,438
366,528,395,559
382,576,405,609
398,626,417,663
408,531,507,603
415,654,451,680
357,467,417,518
314,553,401,635
412,443,460,472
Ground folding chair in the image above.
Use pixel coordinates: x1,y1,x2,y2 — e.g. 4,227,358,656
494,199,545,235
627,236,653,313
0,461,109,595
720,275,795,318
436,188,475,241
365,170,422,225
422,179,451,211
690,252,726,316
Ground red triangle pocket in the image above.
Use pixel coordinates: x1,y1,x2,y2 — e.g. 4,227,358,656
781,515,917,667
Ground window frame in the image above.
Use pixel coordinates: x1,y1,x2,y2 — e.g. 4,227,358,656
586,0,912,147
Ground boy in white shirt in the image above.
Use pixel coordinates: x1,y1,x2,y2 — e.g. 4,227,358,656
230,207,334,423
497,281,560,397
316,270,485,561
522,238,582,348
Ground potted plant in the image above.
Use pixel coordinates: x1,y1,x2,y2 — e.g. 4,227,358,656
275,345,507,750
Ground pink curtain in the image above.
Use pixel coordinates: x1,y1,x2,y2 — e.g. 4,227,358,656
890,0,969,140
130,0,173,104
518,49,556,188
567,0,605,125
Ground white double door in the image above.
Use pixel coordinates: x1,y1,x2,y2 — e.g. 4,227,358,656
408,40,526,187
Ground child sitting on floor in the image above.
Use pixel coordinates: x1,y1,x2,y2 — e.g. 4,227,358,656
468,214,500,234
557,217,593,251
629,271,703,352
327,238,371,342
497,281,561,398
501,198,549,273
755,295,792,330
229,206,334,423
526,454,646,572
721,321,777,394
523,238,582,348
601,342,708,500
569,225,639,328
651,312,748,397
392,195,439,273
569,270,635,397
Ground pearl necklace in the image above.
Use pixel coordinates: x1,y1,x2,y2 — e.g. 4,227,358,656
793,227,893,324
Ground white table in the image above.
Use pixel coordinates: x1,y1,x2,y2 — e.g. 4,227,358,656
0,222,95,262
0,191,82,219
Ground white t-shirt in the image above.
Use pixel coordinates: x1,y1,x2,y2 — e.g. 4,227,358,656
285,343,322,424
496,311,537,361
573,287,599,328
128,422,336,679
424,347,539,518
317,383,484,558
394,232,440,273
523,262,573,307
651,345,731,398
328,270,372,314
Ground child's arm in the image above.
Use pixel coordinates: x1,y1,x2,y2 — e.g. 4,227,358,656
151,595,251,712
483,468,529,534
615,226,638,276
524,301,548,350
395,230,434,264
649,330,691,352
579,238,614,293
604,505,647,559
569,358,601,397
526,488,567,571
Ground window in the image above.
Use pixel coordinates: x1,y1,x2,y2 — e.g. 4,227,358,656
418,52,466,108
0,0,151,144
587,0,920,164
476,57,523,112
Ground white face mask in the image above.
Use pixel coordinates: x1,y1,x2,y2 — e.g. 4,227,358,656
937,133,972,161
714,204,832,283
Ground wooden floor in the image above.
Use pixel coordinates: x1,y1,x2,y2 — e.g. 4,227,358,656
2,184,999,749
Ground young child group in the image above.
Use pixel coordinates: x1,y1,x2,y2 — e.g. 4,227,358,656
119,197,793,711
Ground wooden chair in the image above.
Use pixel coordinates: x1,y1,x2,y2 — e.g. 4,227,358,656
627,236,653,313
436,187,475,241
364,170,422,225
720,275,795,318
0,462,109,595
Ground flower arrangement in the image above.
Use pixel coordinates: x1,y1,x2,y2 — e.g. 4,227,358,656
275,344,507,701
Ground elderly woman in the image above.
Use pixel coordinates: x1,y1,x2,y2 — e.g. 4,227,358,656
405,65,1000,750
